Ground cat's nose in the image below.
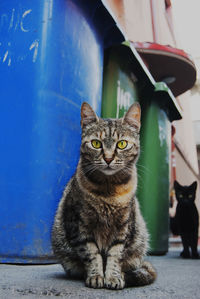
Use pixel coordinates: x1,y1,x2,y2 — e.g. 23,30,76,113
104,157,113,165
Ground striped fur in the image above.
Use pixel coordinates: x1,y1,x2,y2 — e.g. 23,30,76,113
52,102,156,289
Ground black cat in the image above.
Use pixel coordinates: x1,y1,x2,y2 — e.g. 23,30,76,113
171,181,199,259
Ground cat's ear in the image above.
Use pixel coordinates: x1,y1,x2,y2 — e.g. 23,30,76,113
174,180,181,189
190,181,197,191
122,103,141,131
81,102,99,128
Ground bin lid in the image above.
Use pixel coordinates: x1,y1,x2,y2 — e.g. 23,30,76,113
133,42,197,97
121,42,182,122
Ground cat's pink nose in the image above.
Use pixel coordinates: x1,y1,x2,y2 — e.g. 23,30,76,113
104,157,113,165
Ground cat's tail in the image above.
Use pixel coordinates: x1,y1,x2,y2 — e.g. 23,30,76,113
125,261,157,287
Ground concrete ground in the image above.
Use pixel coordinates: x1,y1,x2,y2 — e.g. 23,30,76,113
0,248,199,299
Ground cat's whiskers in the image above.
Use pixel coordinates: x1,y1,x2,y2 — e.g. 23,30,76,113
120,165,132,176
83,166,98,176
136,163,150,175
79,162,99,177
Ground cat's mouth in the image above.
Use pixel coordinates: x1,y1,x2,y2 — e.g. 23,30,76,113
102,169,117,175
94,160,124,175
100,165,121,176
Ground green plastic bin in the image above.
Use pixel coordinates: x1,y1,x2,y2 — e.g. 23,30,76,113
101,44,181,254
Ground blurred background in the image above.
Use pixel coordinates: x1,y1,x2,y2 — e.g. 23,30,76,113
173,0,200,168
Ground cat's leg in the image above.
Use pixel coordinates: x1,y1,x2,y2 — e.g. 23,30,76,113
191,232,199,259
180,233,190,258
83,242,104,289
124,261,157,287
104,243,125,290
59,240,104,287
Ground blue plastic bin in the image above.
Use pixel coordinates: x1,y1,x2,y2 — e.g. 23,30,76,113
0,0,123,263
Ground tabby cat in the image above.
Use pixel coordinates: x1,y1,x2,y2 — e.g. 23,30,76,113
52,102,156,289
172,181,199,259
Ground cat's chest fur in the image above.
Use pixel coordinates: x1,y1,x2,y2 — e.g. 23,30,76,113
81,196,130,250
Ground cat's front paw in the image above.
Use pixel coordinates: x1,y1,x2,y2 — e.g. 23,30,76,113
104,275,125,290
180,250,190,259
85,275,104,289
191,252,199,259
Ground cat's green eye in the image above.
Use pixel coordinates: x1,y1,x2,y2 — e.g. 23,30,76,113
179,194,183,198
117,140,128,150
91,139,102,149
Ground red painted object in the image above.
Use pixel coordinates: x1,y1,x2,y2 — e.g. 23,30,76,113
133,42,196,97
